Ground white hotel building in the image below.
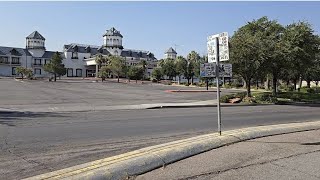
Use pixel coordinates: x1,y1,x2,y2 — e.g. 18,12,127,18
0,27,158,78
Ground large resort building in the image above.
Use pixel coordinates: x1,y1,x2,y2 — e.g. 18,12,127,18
0,27,158,78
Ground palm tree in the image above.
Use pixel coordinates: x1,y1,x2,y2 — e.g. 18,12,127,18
187,51,200,85
95,54,109,81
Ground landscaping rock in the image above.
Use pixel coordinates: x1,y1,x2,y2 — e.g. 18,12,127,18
229,97,241,103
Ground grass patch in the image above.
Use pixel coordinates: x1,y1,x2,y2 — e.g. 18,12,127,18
277,91,320,103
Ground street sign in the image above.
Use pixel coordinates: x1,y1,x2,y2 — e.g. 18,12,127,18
207,32,229,63
219,63,232,77
200,63,216,77
200,63,232,78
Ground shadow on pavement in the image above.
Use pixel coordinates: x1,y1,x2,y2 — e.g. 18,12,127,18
276,102,320,107
0,111,67,127
301,142,320,145
249,140,320,146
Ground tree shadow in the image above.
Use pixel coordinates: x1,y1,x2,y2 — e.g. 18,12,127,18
248,140,320,146
276,101,320,107
0,111,67,127
301,142,320,145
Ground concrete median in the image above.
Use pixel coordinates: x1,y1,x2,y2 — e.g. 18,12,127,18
24,121,320,180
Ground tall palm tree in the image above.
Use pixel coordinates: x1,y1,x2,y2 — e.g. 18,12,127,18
187,51,200,85
95,54,109,81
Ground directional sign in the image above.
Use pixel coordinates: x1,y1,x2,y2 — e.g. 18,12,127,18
220,63,232,77
200,63,232,78
200,63,216,77
207,32,229,63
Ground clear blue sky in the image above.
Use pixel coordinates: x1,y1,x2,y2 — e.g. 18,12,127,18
0,1,320,59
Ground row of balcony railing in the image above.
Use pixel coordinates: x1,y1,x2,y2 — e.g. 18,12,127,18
0,60,21,65
0,61,47,66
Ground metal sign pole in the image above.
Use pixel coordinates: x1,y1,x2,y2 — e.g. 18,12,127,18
215,37,222,136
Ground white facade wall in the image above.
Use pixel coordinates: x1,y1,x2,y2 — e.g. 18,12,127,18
0,54,32,76
27,39,45,49
63,52,88,77
0,66,12,76
164,53,177,60
104,35,122,47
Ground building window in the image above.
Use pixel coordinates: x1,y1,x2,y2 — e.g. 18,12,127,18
44,59,50,64
76,69,82,77
12,57,20,64
0,56,9,64
71,52,78,59
34,59,42,65
67,68,73,77
34,68,41,75
12,67,16,75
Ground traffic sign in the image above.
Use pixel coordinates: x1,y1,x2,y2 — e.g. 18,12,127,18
200,63,216,77
207,32,229,63
200,63,232,78
219,63,232,77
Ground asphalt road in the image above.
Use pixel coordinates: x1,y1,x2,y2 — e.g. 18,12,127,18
1,105,320,179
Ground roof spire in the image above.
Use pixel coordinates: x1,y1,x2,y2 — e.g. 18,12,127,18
26,31,45,40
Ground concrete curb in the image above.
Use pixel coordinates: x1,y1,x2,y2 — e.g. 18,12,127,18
147,103,272,109
24,121,320,180
165,90,218,93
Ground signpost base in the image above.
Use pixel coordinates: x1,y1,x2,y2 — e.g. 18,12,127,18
206,78,209,90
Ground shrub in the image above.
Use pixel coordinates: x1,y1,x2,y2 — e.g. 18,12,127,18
234,92,247,99
220,94,236,103
230,81,243,88
291,94,302,101
198,82,206,87
254,93,278,103
224,84,232,89
242,97,257,103
280,84,294,92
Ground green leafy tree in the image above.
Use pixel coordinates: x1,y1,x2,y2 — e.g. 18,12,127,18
300,35,320,88
229,18,267,97
95,54,109,66
109,55,125,83
98,66,110,81
15,67,33,80
128,66,144,83
138,60,148,81
122,65,130,81
151,67,163,83
282,21,319,91
43,52,66,82
256,17,286,96
175,56,187,84
161,58,176,80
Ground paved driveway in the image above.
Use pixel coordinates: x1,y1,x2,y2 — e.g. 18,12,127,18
0,78,239,112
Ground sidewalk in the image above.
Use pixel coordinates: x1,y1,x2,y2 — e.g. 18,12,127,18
137,129,320,180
